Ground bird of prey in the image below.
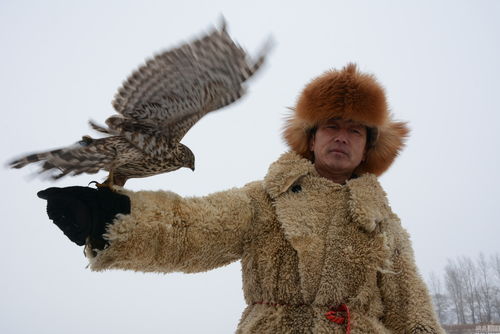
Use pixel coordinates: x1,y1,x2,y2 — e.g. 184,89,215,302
9,21,269,187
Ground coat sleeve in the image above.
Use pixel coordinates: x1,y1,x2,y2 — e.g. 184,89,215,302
378,216,445,334
86,185,255,273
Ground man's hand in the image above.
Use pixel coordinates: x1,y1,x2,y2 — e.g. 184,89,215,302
37,186,131,249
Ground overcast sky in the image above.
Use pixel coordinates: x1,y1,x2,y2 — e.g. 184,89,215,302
1,1,499,333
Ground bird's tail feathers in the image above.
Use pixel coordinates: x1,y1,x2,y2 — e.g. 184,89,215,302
8,150,61,169
8,139,109,180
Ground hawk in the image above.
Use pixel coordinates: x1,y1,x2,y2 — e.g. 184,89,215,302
9,21,269,187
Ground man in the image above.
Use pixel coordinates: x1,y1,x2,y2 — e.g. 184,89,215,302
39,64,444,333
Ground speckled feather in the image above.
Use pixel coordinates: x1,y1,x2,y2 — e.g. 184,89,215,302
9,21,269,186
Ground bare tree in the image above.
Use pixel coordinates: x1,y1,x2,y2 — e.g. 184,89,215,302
476,253,494,323
429,271,451,324
440,253,500,325
445,259,467,324
491,253,500,322
459,256,479,324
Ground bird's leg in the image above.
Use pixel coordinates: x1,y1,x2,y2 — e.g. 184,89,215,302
88,170,114,189
101,168,114,190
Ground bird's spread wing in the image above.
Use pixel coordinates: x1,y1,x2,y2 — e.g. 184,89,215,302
104,20,269,157
9,19,270,182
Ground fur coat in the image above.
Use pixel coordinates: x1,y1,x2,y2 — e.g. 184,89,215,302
87,152,444,333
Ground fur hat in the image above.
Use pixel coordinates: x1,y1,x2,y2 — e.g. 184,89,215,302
283,63,409,176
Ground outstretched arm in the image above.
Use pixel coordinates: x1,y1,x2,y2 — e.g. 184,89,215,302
87,186,254,274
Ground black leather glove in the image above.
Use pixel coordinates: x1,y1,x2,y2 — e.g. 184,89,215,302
37,186,131,250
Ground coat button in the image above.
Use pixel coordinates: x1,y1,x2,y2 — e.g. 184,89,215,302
291,184,302,193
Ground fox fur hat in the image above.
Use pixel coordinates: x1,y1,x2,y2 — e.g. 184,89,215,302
283,63,409,176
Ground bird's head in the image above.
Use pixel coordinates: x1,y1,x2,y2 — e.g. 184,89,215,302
180,144,195,171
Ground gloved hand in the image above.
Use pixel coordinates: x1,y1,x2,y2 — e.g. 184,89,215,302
37,186,131,250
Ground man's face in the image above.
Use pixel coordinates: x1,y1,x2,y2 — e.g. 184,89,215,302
309,118,368,177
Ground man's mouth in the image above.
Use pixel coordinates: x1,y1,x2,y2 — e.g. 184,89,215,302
330,148,349,156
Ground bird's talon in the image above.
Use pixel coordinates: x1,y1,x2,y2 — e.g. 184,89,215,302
88,180,108,188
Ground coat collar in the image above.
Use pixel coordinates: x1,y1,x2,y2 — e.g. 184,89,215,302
263,151,317,199
263,151,392,233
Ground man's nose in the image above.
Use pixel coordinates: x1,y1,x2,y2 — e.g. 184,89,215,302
334,130,348,143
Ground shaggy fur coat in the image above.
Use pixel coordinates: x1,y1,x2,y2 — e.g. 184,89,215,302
88,152,444,333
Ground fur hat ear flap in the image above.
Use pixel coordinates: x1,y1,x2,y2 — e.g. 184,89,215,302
355,120,409,176
283,109,314,161
283,64,409,176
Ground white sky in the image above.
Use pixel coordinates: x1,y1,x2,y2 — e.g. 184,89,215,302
1,1,499,333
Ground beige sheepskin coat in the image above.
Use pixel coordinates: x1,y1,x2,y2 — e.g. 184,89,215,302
88,152,443,333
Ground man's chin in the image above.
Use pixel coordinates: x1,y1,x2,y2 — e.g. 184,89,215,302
324,161,350,172
326,154,351,166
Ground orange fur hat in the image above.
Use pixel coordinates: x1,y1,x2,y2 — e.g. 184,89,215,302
283,63,409,176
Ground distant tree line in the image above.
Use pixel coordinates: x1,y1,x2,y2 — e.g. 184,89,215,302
428,253,500,325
